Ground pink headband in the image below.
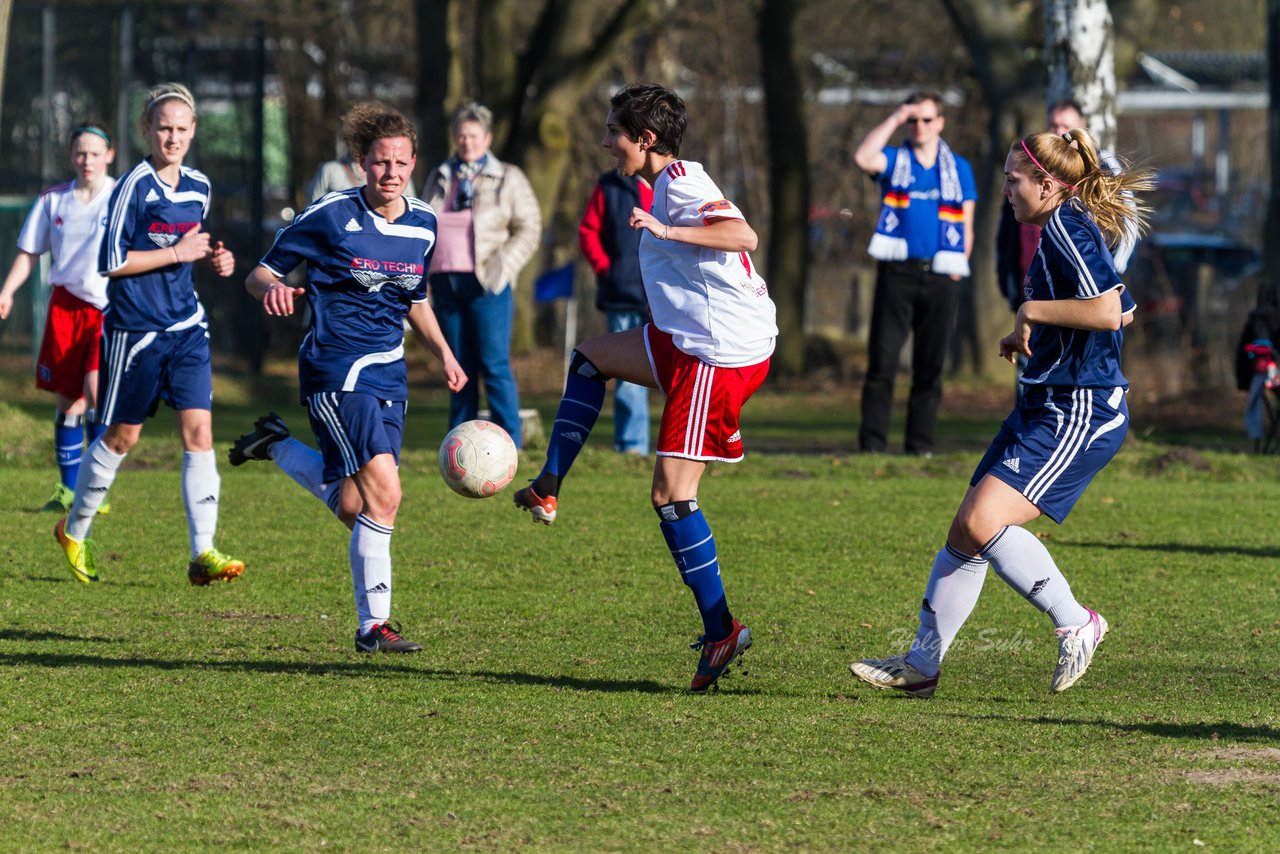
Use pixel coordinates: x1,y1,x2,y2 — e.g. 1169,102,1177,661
1020,139,1076,191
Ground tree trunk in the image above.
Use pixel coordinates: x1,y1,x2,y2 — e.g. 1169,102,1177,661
0,0,12,124
759,0,809,376
940,0,1037,378
1045,0,1117,152
414,0,463,170
1266,0,1280,287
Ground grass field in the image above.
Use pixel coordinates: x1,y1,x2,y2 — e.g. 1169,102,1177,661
2,363,1279,851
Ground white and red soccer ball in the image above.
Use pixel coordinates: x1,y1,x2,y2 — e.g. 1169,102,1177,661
437,420,518,499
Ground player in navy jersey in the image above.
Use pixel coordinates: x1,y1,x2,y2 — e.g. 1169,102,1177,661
53,83,242,586
0,121,115,516
851,127,1154,698
232,102,465,654
515,83,777,691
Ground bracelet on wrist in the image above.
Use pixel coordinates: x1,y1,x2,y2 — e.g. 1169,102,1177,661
661,225,670,241
171,247,180,265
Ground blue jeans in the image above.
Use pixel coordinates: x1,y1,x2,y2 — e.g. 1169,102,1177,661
429,273,522,448
607,310,650,454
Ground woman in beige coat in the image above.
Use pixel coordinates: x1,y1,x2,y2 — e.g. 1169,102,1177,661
424,103,541,447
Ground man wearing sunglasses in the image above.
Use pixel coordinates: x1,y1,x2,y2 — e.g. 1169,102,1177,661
854,90,976,457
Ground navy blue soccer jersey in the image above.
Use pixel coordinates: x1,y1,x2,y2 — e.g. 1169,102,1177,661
99,159,212,331
1020,200,1136,390
258,188,437,401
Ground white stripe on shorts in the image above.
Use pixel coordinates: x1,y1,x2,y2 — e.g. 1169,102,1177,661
683,363,714,457
1025,387,1092,504
309,392,358,476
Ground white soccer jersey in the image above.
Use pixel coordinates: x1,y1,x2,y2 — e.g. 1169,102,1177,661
641,160,777,366
16,179,116,308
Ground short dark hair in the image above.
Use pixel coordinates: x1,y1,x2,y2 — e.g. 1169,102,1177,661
342,101,418,160
903,90,944,115
1049,97,1084,116
609,83,687,157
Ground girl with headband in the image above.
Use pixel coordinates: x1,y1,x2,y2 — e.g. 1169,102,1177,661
851,127,1154,699
0,122,117,516
54,82,244,586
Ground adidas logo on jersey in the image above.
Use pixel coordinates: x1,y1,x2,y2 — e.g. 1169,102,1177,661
344,218,361,232
1003,457,1020,474
145,188,160,203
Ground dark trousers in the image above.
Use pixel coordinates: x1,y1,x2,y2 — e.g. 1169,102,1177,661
859,260,959,454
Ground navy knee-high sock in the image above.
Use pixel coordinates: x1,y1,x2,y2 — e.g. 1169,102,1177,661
660,504,733,641
538,353,606,495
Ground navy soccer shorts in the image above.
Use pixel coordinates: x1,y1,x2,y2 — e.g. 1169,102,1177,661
98,323,212,425
971,385,1128,524
305,391,405,484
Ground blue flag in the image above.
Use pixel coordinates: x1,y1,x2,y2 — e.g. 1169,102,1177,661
534,263,575,303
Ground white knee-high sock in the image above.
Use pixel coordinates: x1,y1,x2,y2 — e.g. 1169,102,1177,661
351,514,393,634
905,544,989,676
66,438,125,541
980,525,1090,629
271,438,338,515
182,450,220,558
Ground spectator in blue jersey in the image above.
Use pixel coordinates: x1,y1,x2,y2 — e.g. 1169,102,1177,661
850,128,1153,699
53,83,242,586
854,91,976,456
233,101,466,654
0,122,116,515
578,170,653,455
424,103,541,448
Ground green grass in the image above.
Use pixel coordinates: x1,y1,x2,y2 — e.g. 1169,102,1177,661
1,365,1278,850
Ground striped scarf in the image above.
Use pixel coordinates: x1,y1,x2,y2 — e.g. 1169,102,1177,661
867,140,969,276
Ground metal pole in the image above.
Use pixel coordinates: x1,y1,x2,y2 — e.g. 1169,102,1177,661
116,2,134,167
40,3,55,183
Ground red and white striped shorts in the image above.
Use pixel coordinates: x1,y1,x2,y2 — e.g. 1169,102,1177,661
644,324,770,462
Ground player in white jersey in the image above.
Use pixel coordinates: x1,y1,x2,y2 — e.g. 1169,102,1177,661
53,83,242,586
233,102,465,653
0,122,116,514
850,128,1154,698
515,83,777,691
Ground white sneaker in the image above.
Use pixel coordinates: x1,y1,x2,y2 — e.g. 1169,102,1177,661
849,654,939,699
1051,608,1108,693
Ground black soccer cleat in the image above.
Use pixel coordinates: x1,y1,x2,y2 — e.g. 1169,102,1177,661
228,412,289,466
355,621,422,654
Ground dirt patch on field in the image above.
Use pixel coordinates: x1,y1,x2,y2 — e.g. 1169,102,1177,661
1175,747,1280,786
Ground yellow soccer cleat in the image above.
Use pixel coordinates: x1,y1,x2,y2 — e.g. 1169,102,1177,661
187,549,246,586
53,517,99,583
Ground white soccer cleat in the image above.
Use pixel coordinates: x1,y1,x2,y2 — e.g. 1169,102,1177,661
1051,608,1108,693
849,654,939,699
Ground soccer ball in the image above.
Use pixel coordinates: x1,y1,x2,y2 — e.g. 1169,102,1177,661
437,420,518,499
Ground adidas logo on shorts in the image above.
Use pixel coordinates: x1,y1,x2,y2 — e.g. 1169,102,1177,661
1003,457,1020,474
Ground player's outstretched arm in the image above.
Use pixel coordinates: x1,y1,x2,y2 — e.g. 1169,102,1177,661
0,251,39,320
628,207,757,253
245,265,305,317
407,300,467,392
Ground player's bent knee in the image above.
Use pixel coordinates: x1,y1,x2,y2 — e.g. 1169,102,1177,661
653,499,698,520
568,349,610,382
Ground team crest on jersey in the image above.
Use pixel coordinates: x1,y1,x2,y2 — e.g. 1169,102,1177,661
351,269,422,293
147,221,197,249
